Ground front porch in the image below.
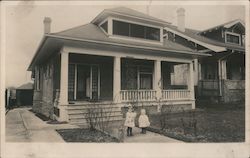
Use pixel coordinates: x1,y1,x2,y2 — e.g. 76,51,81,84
56,46,195,122
198,51,245,103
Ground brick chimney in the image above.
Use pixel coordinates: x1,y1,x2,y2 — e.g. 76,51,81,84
43,17,51,34
177,8,185,32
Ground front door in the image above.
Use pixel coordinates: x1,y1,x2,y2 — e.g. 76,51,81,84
76,64,100,101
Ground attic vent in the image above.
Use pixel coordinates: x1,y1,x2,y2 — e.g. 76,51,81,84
100,21,108,33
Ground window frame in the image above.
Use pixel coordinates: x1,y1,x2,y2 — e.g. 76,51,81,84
111,18,161,42
225,31,241,45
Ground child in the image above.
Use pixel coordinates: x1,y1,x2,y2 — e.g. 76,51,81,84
124,104,137,136
138,109,150,134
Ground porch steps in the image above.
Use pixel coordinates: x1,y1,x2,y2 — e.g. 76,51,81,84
67,104,124,127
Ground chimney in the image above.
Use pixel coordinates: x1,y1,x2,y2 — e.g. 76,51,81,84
177,8,185,32
43,17,51,34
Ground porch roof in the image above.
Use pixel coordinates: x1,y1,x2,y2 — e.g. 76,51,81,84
28,23,210,71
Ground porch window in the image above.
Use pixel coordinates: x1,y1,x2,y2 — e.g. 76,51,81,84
68,63,100,101
202,63,218,80
112,20,160,41
122,62,153,90
139,66,153,89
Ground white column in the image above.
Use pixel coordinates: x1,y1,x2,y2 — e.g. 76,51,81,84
154,60,162,100
188,62,195,109
221,60,227,80
108,17,113,35
113,56,121,103
160,28,164,43
58,51,69,122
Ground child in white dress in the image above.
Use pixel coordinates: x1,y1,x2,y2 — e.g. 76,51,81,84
138,109,150,134
124,104,137,136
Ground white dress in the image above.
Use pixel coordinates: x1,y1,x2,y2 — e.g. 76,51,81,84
138,114,150,128
124,112,136,127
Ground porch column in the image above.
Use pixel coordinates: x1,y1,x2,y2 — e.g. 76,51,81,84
188,62,195,109
221,60,227,79
113,56,121,103
154,60,162,100
58,51,69,121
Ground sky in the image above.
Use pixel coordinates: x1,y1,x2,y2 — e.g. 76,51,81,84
3,1,245,88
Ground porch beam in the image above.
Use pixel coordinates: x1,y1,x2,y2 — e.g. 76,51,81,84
113,56,121,103
154,60,162,100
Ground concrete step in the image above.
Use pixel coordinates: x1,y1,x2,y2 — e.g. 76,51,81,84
67,108,121,114
69,114,123,121
69,115,123,125
67,104,120,110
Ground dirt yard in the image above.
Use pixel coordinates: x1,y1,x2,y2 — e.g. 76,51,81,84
148,103,245,142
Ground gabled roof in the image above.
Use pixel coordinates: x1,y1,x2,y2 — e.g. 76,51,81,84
91,7,170,26
199,19,245,34
17,83,33,90
165,21,245,52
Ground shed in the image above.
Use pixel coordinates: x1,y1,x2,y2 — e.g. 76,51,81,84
16,82,34,106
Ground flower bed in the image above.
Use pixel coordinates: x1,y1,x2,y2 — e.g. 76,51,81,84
56,128,120,142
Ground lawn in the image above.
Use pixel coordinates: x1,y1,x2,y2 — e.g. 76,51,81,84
56,128,119,142
148,104,245,142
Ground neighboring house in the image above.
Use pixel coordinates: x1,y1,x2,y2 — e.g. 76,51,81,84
28,7,209,128
164,8,245,103
16,83,34,106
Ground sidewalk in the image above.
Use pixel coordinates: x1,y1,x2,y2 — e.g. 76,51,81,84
6,107,78,142
124,127,182,143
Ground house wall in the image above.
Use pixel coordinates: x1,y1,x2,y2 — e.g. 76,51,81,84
222,80,245,103
33,55,59,118
171,64,188,87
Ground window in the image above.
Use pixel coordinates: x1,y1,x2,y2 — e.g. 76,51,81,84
100,21,108,33
68,64,100,101
112,20,160,41
35,67,40,90
121,63,153,90
225,32,240,45
113,20,129,36
145,26,160,41
139,66,153,89
130,23,145,38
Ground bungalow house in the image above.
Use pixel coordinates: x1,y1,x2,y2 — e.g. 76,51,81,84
164,8,245,103
28,7,210,126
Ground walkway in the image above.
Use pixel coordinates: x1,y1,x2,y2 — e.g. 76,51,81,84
6,107,78,142
123,127,182,143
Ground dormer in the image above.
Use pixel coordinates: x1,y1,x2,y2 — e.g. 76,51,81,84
91,7,170,45
199,19,245,46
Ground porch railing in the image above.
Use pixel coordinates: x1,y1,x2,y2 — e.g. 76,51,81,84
120,90,156,102
120,89,191,102
161,90,190,101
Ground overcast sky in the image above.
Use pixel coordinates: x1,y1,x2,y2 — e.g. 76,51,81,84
4,2,245,88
